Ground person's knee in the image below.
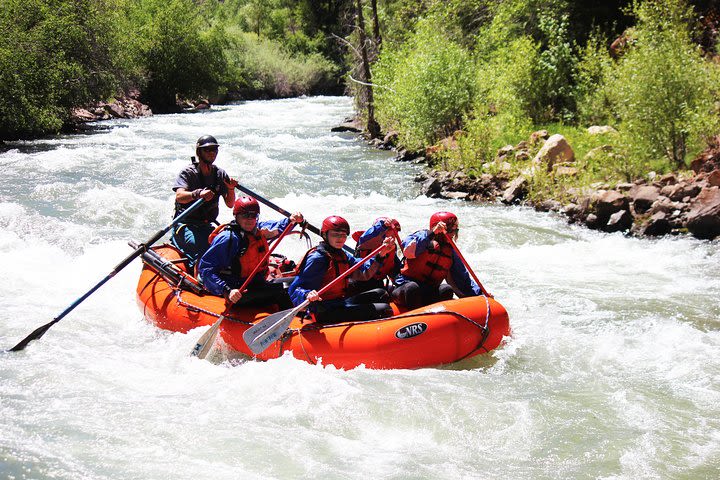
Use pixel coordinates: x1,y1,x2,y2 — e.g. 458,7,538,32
376,303,393,319
439,284,454,301
370,287,389,303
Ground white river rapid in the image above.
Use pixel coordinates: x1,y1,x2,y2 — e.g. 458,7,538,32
1,96,719,479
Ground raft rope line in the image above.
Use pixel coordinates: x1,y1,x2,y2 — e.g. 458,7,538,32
174,290,253,325
283,296,493,365
155,261,493,361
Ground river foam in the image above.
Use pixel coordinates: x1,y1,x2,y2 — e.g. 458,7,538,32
1,97,719,479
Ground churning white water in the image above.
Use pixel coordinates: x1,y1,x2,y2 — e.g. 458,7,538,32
1,97,719,479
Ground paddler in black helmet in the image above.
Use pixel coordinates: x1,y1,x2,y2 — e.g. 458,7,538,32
171,135,238,269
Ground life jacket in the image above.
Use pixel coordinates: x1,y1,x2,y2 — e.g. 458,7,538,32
207,223,269,281
400,236,453,285
173,160,223,224
356,235,398,280
297,242,350,300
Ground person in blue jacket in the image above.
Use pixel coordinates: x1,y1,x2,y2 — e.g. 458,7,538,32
289,215,396,324
349,217,402,294
391,211,481,309
198,196,303,310
171,135,237,269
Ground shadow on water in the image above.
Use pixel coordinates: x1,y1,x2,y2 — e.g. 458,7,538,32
437,352,501,371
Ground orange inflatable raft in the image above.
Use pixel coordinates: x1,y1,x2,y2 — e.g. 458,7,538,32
136,245,511,370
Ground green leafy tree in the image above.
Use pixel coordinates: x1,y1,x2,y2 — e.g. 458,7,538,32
0,0,123,139
574,31,615,126
373,15,475,150
129,0,228,111
607,0,720,173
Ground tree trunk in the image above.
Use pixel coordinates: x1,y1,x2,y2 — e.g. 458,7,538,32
355,0,380,138
370,0,381,53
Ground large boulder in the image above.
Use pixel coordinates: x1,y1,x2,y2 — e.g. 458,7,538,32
595,190,629,225
532,134,575,172
421,178,441,197
632,185,660,214
71,108,96,122
587,125,618,135
331,118,362,133
106,102,125,118
644,211,672,236
685,187,720,239
606,209,633,232
501,176,528,204
661,182,702,202
707,169,720,187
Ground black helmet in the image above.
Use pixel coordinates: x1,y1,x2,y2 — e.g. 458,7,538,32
196,135,219,149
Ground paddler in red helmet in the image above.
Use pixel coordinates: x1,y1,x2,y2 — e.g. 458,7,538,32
198,196,303,309
391,211,481,309
289,215,396,324
349,217,402,294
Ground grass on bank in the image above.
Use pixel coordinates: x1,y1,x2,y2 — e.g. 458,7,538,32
371,0,720,203
223,28,338,98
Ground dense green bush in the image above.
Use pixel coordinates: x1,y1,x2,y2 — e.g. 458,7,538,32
0,0,346,140
373,16,475,150
606,0,720,174
223,29,338,97
0,0,122,139
574,32,615,126
536,13,577,121
126,0,228,111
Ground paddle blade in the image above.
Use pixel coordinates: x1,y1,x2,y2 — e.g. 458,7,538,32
190,316,223,359
7,319,59,352
243,304,305,355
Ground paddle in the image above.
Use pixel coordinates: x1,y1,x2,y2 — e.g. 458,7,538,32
235,183,355,255
445,233,492,298
189,222,296,358
235,221,295,294
242,241,391,355
8,198,206,352
190,315,224,359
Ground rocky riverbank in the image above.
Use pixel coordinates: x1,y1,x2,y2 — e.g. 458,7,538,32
68,89,211,128
336,118,720,241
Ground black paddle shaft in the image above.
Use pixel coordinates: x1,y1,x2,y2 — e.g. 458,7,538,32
8,198,206,352
235,183,355,255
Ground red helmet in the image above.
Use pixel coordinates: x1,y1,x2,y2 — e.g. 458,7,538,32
429,212,458,231
375,217,401,231
321,215,350,234
233,196,260,216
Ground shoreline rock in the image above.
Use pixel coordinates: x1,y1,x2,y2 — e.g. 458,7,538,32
338,118,720,241
411,133,720,241
69,89,153,127
67,89,213,130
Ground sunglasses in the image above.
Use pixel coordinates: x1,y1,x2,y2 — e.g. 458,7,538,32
238,213,259,219
201,146,219,152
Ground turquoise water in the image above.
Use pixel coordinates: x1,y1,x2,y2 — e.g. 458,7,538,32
1,97,719,479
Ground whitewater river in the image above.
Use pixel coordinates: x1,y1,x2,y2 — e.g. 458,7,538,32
1,97,719,479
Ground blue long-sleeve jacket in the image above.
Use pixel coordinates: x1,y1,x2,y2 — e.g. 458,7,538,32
198,218,290,296
288,242,382,306
396,229,481,297
356,220,402,278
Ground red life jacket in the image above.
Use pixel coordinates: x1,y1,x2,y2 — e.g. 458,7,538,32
357,235,398,280
207,223,269,281
400,237,453,285
297,242,350,300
